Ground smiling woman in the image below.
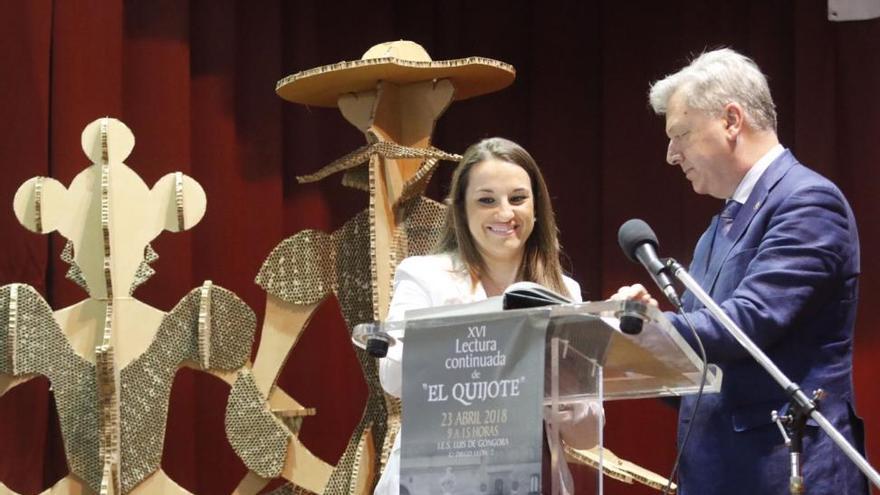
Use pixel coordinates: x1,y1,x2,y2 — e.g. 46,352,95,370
374,137,583,495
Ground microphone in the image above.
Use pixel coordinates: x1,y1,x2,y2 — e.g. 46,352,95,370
617,219,682,308
617,300,649,335
353,322,397,358
366,333,391,358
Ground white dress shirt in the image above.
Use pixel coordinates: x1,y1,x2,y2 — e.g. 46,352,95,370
730,144,785,204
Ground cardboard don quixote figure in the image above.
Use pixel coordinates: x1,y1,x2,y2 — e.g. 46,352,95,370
244,41,515,494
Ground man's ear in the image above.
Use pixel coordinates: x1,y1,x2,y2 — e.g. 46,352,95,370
723,102,745,138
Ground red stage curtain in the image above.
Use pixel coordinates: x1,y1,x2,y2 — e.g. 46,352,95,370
0,1,877,494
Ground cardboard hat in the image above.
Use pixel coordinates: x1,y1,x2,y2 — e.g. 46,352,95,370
275,40,516,107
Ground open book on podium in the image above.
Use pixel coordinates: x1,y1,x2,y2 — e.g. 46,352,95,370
353,285,721,494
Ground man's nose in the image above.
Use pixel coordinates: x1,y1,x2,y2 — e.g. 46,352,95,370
667,141,682,166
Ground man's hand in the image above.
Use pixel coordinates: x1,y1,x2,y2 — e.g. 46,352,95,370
609,283,659,307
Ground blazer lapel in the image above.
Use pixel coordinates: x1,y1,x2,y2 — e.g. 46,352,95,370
703,151,797,295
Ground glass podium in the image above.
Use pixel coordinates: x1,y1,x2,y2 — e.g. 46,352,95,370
353,299,722,494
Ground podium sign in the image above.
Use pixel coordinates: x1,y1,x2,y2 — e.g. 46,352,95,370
400,309,550,494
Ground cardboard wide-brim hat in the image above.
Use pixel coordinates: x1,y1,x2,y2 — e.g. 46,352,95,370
275,40,516,108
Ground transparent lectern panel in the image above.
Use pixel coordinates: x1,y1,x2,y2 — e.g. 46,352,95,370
546,335,603,495
352,299,722,402
547,300,721,401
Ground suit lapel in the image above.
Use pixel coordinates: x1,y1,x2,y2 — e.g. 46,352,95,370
691,217,717,282
683,220,717,311
703,151,797,295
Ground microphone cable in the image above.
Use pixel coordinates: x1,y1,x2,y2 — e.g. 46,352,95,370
661,306,708,495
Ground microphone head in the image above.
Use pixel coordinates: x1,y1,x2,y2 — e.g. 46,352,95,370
366,334,391,358
618,219,659,263
618,314,645,335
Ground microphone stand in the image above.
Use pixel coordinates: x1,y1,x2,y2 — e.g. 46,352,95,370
666,259,880,492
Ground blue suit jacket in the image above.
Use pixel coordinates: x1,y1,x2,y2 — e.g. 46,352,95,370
667,151,868,494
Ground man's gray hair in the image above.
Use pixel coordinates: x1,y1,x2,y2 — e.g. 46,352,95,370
649,48,777,131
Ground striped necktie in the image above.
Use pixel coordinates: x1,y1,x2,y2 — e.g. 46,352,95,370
720,200,743,237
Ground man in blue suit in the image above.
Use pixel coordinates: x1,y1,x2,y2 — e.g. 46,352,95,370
618,48,869,494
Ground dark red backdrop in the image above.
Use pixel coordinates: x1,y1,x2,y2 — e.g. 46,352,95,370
0,1,877,494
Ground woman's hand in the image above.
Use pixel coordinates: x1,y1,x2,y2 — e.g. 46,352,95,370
544,400,604,450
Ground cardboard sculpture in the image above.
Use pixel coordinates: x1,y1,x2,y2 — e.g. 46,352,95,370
236,41,515,494
0,117,271,495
